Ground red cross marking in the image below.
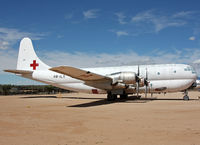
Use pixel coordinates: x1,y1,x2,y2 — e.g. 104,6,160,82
30,60,39,70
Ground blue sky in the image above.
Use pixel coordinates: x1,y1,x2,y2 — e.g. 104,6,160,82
1,0,200,84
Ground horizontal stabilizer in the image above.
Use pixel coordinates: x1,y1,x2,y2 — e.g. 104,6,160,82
50,66,111,82
4,69,33,74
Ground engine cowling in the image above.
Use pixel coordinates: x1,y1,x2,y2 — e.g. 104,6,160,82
109,72,137,84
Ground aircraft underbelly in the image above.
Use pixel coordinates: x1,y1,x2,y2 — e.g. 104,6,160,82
150,79,194,92
58,83,106,94
56,79,194,94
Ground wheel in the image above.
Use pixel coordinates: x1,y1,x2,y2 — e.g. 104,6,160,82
113,94,117,100
120,94,128,99
107,93,117,101
183,95,189,101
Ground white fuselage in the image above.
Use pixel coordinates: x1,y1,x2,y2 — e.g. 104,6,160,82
21,64,197,94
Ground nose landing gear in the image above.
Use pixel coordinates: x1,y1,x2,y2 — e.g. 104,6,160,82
183,90,189,101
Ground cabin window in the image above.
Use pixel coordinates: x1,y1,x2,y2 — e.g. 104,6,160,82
174,70,176,73
157,72,160,75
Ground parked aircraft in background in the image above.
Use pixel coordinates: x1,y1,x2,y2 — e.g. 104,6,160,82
4,38,197,100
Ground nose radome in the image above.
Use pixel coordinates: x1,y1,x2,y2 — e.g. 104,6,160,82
191,72,198,80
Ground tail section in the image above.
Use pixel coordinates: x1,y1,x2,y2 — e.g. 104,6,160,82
17,37,50,71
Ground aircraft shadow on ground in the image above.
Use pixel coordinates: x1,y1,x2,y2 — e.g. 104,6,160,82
68,98,149,108
21,96,57,99
20,95,103,100
20,95,198,108
68,96,198,108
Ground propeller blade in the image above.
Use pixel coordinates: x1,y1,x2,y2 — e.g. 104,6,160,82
145,68,148,98
136,65,140,98
137,81,139,97
146,67,148,80
145,86,147,98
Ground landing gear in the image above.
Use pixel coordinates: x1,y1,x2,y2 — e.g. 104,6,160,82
183,95,189,100
107,90,128,101
120,94,128,100
107,93,117,101
136,95,141,99
183,90,189,101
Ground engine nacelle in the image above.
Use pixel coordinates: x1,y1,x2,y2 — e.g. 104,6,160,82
109,72,137,84
139,78,145,87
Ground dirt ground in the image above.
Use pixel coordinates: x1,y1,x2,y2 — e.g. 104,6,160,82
0,92,200,145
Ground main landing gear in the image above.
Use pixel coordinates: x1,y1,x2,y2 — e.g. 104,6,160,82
107,92,128,101
107,93,117,101
107,90,129,101
120,94,128,100
183,90,189,101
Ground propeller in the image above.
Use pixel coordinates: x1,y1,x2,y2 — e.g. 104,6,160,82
136,65,140,98
144,68,149,98
136,66,149,98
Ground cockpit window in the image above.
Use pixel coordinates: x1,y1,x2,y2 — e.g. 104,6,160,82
184,66,196,74
191,67,196,74
184,67,191,71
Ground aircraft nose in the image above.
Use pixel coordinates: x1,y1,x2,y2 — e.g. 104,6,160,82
192,72,198,80
194,73,197,79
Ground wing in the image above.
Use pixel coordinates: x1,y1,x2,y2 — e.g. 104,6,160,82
50,66,112,90
50,66,112,82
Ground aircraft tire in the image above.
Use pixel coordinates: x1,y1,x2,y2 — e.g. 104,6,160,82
107,93,117,101
183,95,189,101
120,94,128,99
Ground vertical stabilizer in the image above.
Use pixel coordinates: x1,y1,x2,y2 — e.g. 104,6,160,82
17,37,50,71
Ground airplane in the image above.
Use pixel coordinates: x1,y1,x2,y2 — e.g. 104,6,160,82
4,37,197,101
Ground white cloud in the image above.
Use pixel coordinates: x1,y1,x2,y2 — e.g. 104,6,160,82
0,27,44,50
115,31,128,37
41,48,200,68
3,46,200,71
132,10,153,22
83,9,99,19
131,10,191,33
115,12,127,24
0,50,18,72
0,41,10,50
42,51,151,68
39,48,200,77
189,36,196,40
193,59,200,63
172,11,195,18
2,46,200,76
